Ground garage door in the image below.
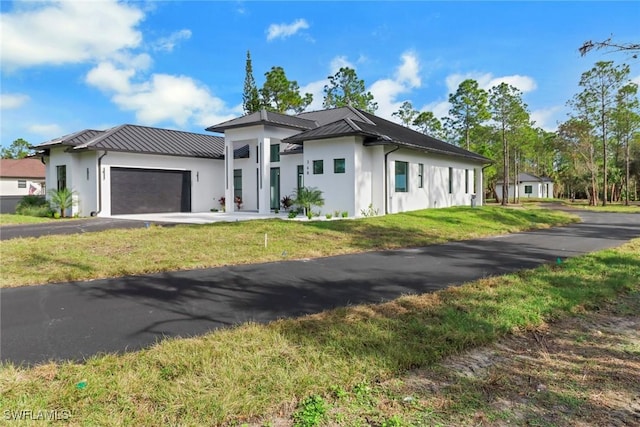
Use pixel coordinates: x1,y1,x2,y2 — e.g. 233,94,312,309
110,168,191,215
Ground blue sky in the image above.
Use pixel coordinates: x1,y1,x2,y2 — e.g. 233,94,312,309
1,1,639,149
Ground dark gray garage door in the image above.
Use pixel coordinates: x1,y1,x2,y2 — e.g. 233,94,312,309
110,168,191,215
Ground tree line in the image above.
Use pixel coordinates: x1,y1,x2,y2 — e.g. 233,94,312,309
243,50,639,206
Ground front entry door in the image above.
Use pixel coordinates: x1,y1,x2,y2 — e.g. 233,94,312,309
270,167,280,210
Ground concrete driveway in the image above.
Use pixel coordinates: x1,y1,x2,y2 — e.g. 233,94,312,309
2,211,639,365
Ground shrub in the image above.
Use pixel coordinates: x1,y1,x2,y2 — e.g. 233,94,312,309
341,211,348,218
48,188,77,218
325,213,332,219
16,195,52,217
281,195,294,210
293,395,327,427
288,211,298,219
294,187,325,217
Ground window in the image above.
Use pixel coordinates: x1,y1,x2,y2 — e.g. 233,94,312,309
234,169,242,199
465,169,469,193
418,163,424,188
297,165,304,190
313,160,324,174
334,158,345,174
256,146,259,163
524,185,533,194
270,144,280,163
18,179,26,188
448,167,453,194
395,161,408,192
56,165,67,190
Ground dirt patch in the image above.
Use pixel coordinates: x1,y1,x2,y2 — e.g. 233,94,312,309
391,292,640,426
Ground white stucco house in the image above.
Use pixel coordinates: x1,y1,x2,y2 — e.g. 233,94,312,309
34,107,491,217
496,172,554,201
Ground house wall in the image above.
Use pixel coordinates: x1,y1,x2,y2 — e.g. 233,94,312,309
302,136,357,216
354,142,385,216
0,177,45,196
496,181,554,201
45,146,81,216
387,149,480,213
100,152,223,216
279,152,303,202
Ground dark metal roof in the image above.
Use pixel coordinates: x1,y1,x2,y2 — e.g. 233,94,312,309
498,173,554,184
73,125,225,159
281,143,303,155
296,106,374,127
34,129,104,149
206,109,317,133
284,109,491,163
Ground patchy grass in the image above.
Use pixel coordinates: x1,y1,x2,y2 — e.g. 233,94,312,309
1,238,637,426
560,200,640,213
0,214,56,226
0,206,577,288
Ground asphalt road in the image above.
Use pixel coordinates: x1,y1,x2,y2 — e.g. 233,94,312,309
2,211,639,365
0,217,162,240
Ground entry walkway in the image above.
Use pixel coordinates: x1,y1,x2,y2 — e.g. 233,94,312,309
2,211,639,365
111,210,288,224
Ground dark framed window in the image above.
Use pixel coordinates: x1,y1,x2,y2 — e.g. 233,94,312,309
395,161,408,192
270,144,280,163
448,167,453,194
18,179,26,188
418,163,424,188
297,165,304,190
465,169,469,193
524,185,533,194
234,169,242,199
56,165,67,190
334,158,345,174
313,160,323,175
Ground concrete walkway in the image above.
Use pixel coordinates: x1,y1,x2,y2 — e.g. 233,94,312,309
2,211,639,365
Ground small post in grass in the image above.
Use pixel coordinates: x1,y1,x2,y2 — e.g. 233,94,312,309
264,233,268,248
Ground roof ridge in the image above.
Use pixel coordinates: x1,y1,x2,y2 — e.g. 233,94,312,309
76,124,126,149
346,106,376,125
343,117,363,132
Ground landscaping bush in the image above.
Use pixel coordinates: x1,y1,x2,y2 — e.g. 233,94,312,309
15,195,52,217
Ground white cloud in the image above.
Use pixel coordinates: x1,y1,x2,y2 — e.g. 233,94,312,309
530,105,564,131
330,56,354,74
299,80,327,112
153,29,192,52
109,73,234,127
0,0,144,70
86,62,136,94
446,72,537,94
0,93,30,110
28,124,63,137
420,100,451,121
369,51,422,120
266,18,309,41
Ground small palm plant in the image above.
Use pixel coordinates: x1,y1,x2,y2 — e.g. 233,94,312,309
293,186,325,219
48,188,76,218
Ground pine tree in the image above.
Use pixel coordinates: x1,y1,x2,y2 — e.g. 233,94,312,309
242,50,261,114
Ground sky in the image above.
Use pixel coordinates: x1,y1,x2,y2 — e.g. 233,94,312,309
1,0,639,149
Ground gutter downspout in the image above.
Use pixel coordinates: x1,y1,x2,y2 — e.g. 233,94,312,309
384,145,400,215
90,151,108,217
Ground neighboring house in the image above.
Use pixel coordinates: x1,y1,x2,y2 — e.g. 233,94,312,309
35,107,491,217
0,158,46,196
207,106,490,215
495,172,554,201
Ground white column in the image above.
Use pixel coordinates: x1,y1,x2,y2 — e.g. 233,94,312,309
258,137,271,214
225,138,234,212
475,166,484,207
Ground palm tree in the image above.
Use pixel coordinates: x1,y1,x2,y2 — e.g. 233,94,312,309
48,188,76,218
293,186,325,218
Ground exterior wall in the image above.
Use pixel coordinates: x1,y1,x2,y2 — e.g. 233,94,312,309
100,152,223,216
279,152,303,202
387,149,480,213
45,147,79,216
354,142,384,216
496,181,554,201
302,136,357,216
0,177,45,196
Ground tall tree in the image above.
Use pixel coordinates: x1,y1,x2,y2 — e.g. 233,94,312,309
612,82,640,205
574,61,630,205
446,79,491,150
1,138,32,159
489,83,530,206
323,67,377,113
557,118,599,204
242,50,261,114
392,101,418,127
413,111,445,139
260,66,312,114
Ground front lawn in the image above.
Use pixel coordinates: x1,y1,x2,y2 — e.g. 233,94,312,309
0,206,578,288
1,238,637,426
0,214,56,226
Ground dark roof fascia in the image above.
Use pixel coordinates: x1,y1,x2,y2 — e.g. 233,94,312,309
72,146,223,160
363,139,491,163
206,110,317,133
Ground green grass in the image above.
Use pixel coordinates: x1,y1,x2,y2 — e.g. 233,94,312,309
0,206,577,288
561,201,640,213
1,238,637,426
0,213,57,226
